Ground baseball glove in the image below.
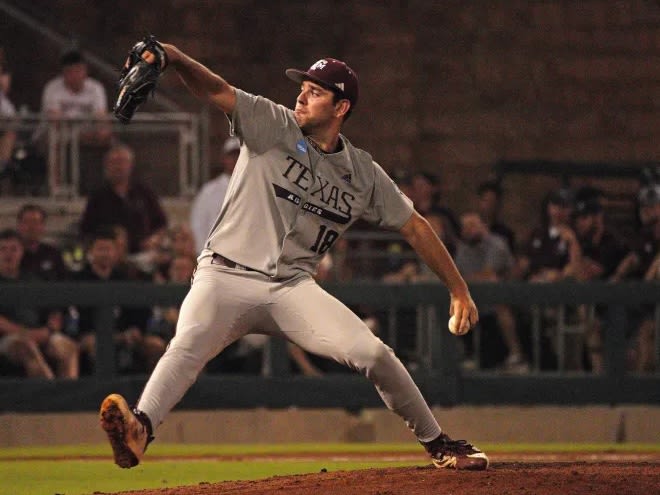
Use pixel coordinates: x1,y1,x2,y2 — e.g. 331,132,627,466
113,35,168,123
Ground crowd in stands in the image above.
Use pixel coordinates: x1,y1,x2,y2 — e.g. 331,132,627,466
0,46,658,380
378,171,660,375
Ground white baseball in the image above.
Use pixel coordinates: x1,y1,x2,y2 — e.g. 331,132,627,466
448,315,465,335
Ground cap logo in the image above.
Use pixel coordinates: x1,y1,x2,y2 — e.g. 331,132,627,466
310,59,328,71
335,82,345,91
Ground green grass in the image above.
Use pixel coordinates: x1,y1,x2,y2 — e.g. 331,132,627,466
1,459,420,495
0,442,422,459
0,443,658,495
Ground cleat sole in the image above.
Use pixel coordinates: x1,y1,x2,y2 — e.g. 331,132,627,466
100,395,139,469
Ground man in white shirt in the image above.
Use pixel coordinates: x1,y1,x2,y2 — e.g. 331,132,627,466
43,49,107,118
41,49,111,144
38,49,112,194
189,136,240,253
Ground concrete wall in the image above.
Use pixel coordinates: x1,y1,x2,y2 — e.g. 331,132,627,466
2,406,659,447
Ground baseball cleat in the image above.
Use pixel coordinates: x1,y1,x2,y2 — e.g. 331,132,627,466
422,432,489,470
99,394,153,468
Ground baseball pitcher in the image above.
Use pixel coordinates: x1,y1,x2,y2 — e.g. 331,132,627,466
100,36,487,471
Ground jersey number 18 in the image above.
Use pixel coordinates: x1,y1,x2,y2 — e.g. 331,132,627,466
310,225,339,254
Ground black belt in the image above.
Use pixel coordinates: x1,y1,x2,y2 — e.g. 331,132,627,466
211,253,256,272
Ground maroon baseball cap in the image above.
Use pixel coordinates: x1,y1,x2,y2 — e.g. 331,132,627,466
286,58,359,109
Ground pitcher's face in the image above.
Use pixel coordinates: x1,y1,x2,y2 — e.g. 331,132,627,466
294,81,340,133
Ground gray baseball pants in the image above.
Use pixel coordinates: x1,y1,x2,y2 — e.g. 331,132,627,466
137,254,442,442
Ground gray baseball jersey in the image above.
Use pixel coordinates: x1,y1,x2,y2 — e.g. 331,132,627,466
203,89,414,279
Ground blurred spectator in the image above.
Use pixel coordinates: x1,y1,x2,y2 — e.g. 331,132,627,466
149,223,197,282
611,184,660,283
379,173,457,278
40,48,111,144
410,171,460,237
167,253,196,283
517,188,582,282
110,224,151,281
17,204,68,281
379,210,456,368
477,180,516,254
381,254,420,284
0,229,78,379
346,169,418,279
17,203,69,345
636,220,660,372
372,172,458,279
410,171,434,215
636,181,660,233
622,218,660,373
574,199,627,283
454,212,528,372
68,227,150,375
427,209,458,259
170,223,197,260
382,209,456,283
572,198,628,373
515,188,582,370
0,51,18,192
190,136,241,253
610,182,660,372
80,143,168,254
143,254,196,371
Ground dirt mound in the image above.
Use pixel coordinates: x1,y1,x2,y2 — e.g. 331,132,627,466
107,461,659,495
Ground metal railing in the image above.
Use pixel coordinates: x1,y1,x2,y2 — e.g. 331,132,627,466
0,280,658,412
1,280,658,377
1,113,203,198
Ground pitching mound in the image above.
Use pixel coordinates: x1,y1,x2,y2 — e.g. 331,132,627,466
108,457,659,495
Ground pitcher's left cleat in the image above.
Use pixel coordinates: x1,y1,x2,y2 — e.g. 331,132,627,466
422,432,489,470
99,393,154,468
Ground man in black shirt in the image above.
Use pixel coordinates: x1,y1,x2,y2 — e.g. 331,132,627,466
17,204,68,281
80,144,168,254
0,229,78,378
70,227,150,374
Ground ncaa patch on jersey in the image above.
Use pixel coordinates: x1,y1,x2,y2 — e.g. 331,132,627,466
296,139,307,153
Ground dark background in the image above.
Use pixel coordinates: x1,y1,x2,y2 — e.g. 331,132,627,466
2,0,659,240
